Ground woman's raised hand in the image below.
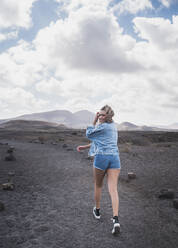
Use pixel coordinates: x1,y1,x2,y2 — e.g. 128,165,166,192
93,112,99,125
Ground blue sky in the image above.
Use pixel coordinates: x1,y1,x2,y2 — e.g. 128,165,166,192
0,0,178,125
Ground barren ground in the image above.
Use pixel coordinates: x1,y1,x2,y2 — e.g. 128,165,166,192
0,129,178,248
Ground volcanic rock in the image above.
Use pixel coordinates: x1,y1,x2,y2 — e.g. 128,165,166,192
2,182,15,190
7,146,15,153
128,172,136,179
0,202,5,211
5,154,16,161
158,189,175,199
8,171,15,183
173,199,178,209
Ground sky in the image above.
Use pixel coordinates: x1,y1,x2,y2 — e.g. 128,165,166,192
0,0,178,126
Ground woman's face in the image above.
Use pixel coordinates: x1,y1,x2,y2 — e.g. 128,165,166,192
98,110,107,123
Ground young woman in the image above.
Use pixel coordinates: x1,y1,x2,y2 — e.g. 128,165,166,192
77,105,121,235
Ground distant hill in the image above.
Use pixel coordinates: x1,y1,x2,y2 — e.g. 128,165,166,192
156,123,178,130
14,110,76,125
0,110,177,131
0,120,67,131
117,122,138,131
170,123,178,129
116,122,174,131
0,110,95,129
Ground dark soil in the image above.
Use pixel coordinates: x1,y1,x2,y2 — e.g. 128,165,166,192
0,129,178,248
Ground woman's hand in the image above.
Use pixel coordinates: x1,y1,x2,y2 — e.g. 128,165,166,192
77,144,91,152
77,146,85,152
93,112,99,125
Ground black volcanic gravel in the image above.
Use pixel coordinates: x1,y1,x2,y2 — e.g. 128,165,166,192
0,130,178,248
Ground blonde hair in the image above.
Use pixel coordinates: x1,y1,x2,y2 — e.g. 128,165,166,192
100,105,114,123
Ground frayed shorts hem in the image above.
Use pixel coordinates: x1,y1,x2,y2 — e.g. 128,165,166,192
93,165,121,171
93,154,121,171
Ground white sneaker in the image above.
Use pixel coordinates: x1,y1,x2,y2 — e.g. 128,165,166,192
93,207,101,219
112,217,120,235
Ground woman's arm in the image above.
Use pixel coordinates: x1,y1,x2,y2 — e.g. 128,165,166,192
77,144,91,152
86,123,105,139
86,112,105,139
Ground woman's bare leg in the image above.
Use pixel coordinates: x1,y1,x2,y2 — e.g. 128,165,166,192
93,167,105,209
107,169,120,216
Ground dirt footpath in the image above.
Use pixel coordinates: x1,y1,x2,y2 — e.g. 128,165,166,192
0,139,178,248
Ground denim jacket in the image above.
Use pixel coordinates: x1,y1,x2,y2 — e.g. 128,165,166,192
86,122,119,156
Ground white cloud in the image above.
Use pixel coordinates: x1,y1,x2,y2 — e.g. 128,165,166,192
0,31,18,42
133,16,178,50
0,87,48,118
0,0,37,29
113,0,153,15
1,2,178,125
55,0,110,13
0,40,43,87
36,78,63,95
128,14,178,124
158,0,172,7
34,8,141,74
0,33,6,42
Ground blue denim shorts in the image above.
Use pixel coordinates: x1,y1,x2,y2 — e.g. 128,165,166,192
93,154,121,171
